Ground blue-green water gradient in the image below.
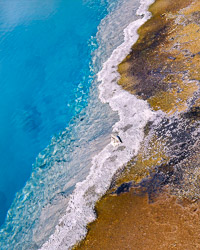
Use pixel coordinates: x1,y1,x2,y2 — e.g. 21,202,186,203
0,0,108,226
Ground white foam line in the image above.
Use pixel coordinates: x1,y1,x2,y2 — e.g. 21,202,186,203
41,0,155,249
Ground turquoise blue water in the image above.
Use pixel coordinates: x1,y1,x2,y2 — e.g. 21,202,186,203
0,0,143,248
0,0,109,227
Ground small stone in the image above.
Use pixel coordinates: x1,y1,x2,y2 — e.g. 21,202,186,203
168,56,176,60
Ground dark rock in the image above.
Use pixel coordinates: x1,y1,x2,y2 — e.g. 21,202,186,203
115,182,132,195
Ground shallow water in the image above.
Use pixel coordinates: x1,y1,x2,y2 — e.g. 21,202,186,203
41,0,155,249
0,0,147,248
0,0,109,226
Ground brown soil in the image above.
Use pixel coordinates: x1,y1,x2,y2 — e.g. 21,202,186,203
77,189,200,250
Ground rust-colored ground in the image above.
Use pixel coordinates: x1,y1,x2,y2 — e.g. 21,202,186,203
77,189,200,250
